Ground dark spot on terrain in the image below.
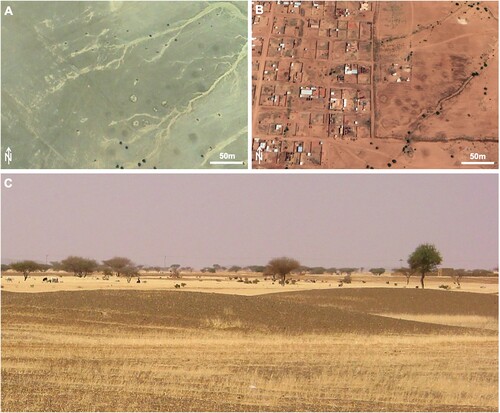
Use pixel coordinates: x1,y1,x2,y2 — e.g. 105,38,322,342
196,82,207,93
188,133,199,143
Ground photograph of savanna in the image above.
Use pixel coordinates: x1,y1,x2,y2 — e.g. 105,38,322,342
1,173,498,412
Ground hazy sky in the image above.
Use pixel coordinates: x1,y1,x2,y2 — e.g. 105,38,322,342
1,174,498,269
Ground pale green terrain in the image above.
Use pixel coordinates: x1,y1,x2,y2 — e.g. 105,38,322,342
1,1,248,169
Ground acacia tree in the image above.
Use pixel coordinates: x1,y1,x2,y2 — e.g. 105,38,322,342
121,266,140,283
266,257,301,286
61,256,98,277
408,244,442,289
10,260,43,281
169,264,181,278
102,257,134,277
369,268,385,276
394,267,413,285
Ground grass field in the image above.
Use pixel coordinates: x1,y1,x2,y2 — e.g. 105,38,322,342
2,288,498,411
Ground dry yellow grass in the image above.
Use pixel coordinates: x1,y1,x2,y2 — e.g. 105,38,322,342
2,323,497,412
375,313,499,331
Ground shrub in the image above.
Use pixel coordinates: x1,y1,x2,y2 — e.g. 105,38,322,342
341,274,352,284
439,284,450,290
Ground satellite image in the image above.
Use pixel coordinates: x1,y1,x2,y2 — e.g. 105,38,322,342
252,1,498,169
1,1,248,169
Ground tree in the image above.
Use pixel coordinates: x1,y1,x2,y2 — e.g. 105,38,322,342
266,257,301,286
407,244,442,289
1,264,10,273
369,268,385,276
10,260,43,281
170,265,181,278
228,265,242,273
102,257,134,277
394,267,413,285
61,256,98,277
121,266,139,283
101,267,114,278
309,267,326,274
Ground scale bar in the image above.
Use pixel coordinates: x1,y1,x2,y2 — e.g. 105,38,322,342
461,161,495,165
209,161,244,165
